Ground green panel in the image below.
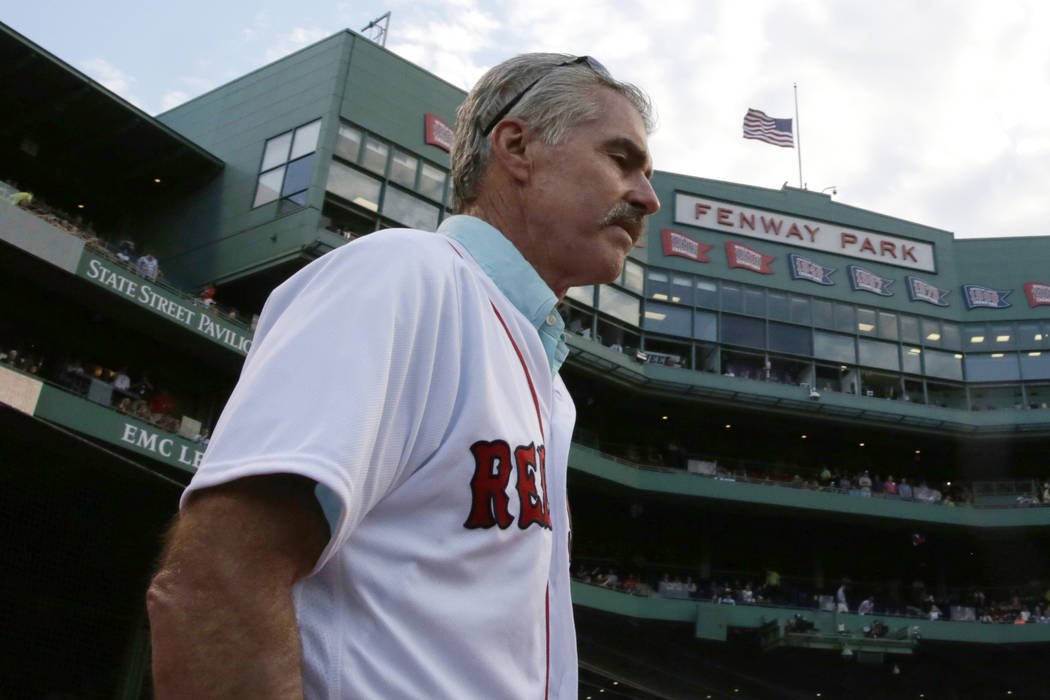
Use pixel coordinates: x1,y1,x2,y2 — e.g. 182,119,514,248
569,442,1050,527
34,384,204,473
75,251,253,355
572,583,1050,644
1,198,85,272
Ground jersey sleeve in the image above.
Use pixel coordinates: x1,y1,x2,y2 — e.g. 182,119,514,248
181,232,464,573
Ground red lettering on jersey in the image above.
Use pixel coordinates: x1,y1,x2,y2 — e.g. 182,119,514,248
515,443,551,530
538,445,550,527
464,440,514,529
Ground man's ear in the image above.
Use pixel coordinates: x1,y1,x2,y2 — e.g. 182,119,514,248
489,117,533,185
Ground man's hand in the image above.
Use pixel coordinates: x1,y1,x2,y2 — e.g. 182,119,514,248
147,474,330,699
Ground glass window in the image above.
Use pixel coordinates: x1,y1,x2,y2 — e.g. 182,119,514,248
419,163,446,201
622,259,644,294
696,278,718,308
833,303,855,333
900,315,920,344
924,348,963,380
361,136,389,174
597,285,639,326
767,292,789,320
382,187,439,230
721,283,742,313
965,353,1020,382
1017,323,1042,350
966,324,988,349
261,132,293,171
281,155,314,196
790,295,810,325
671,275,693,305
326,161,381,211
694,310,717,341
290,119,322,160
902,346,922,374
390,149,418,188
858,338,900,371
743,286,765,316
253,167,285,207
722,314,764,348
336,123,362,162
856,308,877,335
643,302,691,336
812,299,833,329
566,285,595,307
922,318,942,347
646,270,670,300
878,312,898,341
1021,351,1050,380
991,325,1014,348
941,322,960,350
768,321,811,356
814,331,856,364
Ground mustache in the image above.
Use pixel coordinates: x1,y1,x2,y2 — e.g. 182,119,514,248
599,201,648,237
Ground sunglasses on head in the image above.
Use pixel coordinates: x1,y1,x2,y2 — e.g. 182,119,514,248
481,55,610,137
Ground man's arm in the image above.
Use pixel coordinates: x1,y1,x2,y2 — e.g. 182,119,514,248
147,474,330,699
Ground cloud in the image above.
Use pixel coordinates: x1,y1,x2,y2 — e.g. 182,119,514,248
78,57,144,109
264,27,331,62
160,90,189,111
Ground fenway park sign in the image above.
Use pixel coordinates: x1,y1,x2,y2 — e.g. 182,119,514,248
674,193,936,273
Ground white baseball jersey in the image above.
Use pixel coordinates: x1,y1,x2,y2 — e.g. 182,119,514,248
183,225,578,699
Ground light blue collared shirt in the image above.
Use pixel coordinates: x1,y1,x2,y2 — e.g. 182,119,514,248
439,215,568,377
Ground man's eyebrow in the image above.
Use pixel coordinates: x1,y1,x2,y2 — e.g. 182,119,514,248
604,136,653,178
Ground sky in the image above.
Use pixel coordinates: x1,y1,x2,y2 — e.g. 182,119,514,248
7,0,1050,240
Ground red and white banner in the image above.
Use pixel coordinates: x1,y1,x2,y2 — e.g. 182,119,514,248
1025,282,1050,307
424,113,453,152
661,228,713,263
725,241,775,274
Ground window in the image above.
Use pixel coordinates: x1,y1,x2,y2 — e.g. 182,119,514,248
767,292,789,321
382,187,439,231
597,285,639,325
902,346,922,374
390,149,418,188
858,338,900,371
878,311,898,341
856,308,877,335
721,283,742,313
694,310,717,341
335,123,362,161
811,299,833,329
361,136,389,174
671,275,694,305
326,161,381,211
565,285,595,307
924,348,963,381
254,118,322,208
743,286,765,316
814,331,856,364
922,318,942,346
643,302,691,336
722,314,764,348
789,295,810,325
965,353,1020,382
696,278,719,308
646,270,670,300
419,163,446,201
622,259,644,294
900,315,920,344
833,303,855,333
768,321,811,356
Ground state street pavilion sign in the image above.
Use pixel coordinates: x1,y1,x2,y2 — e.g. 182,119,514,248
674,193,936,273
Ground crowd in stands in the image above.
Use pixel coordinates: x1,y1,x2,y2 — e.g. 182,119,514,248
0,338,213,445
573,561,1050,626
572,432,1050,509
3,179,250,326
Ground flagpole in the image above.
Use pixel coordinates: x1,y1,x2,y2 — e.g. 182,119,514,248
794,82,803,188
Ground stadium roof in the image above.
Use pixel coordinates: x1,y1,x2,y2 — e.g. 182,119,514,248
0,22,223,226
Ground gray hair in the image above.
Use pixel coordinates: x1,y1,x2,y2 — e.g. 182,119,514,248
451,53,654,211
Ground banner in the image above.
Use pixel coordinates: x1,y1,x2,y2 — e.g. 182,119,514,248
787,253,835,285
847,265,894,296
725,241,775,274
906,276,951,307
661,228,713,263
1024,282,1050,308
962,284,1012,310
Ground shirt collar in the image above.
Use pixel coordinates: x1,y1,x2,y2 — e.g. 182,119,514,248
439,215,568,376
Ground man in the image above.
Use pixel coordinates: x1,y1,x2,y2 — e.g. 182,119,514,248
147,53,658,699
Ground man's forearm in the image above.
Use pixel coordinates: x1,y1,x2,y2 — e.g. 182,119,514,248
147,568,306,699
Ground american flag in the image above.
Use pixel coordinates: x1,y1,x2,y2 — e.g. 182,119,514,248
742,108,794,148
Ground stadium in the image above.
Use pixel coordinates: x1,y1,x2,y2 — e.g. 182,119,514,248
3,20,1050,699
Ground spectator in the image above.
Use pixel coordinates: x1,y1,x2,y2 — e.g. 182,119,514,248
113,367,131,391
200,282,217,308
871,473,884,495
857,596,874,615
898,476,914,500
836,579,850,613
116,239,136,262
136,251,159,281
884,474,898,495
858,471,873,497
